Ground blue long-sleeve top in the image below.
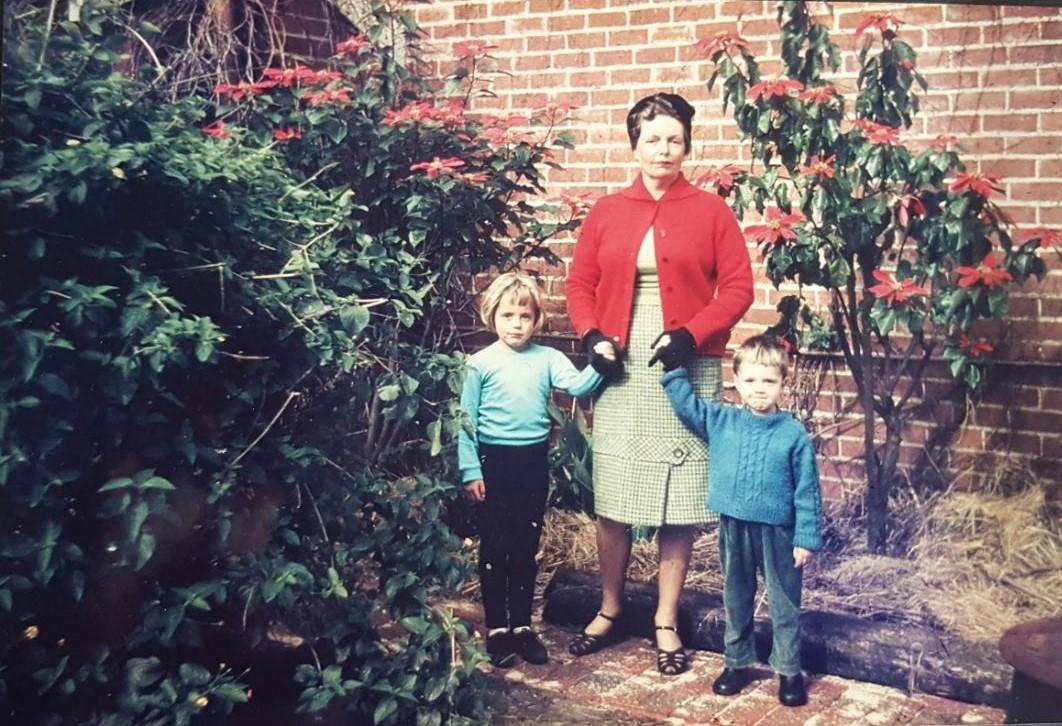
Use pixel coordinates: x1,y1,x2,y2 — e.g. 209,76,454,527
661,367,823,550
458,342,603,482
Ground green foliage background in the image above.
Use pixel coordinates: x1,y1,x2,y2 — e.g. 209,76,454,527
0,2,581,722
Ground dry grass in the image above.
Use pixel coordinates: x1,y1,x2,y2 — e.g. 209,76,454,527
532,479,1062,643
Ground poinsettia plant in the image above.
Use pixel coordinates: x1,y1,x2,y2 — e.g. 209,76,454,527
696,1,1053,551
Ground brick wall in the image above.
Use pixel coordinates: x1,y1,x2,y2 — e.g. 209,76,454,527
288,1,1062,494
403,1,1062,495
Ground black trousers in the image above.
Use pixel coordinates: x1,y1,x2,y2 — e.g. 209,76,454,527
477,441,549,630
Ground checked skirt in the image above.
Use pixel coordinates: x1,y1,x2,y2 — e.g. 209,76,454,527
591,282,722,527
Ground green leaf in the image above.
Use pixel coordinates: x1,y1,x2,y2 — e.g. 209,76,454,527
135,532,155,570
99,477,133,493
374,697,398,724
427,419,442,457
179,663,212,686
377,384,400,402
213,683,250,703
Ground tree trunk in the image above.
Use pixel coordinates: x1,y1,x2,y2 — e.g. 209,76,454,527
861,337,887,553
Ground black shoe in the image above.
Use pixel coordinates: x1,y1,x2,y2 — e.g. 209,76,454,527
568,610,622,657
712,667,750,696
778,673,807,707
486,631,517,668
654,624,689,676
511,628,548,665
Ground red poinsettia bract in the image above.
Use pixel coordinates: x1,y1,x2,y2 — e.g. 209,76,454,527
897,194,926,228
202,120,232,139
453,40,498,60
949,172,1003,199
855,13,905,37
800,155,835,179
304,87,352,107
745,208,806,246
214,81,275,102
955,253,1013,288
798,84,838,105
854,118,900,145
1018,227,1062,249
868,269,929,306
335,34,371,56
748,78,805,102
694,164,742,195
273,127,302,141
931,134,959,152
957,334,993,358
693,31,749,58
550,193,593,219
410,157,466,180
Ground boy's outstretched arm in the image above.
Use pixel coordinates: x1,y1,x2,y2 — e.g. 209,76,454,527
659,367,714,439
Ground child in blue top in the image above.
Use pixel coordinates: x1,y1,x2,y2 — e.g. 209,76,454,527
459,271,609,667
657,334,822,707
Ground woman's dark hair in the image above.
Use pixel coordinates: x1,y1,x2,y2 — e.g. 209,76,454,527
626,93,695,153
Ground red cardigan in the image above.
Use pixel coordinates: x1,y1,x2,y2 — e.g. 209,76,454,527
566,174,754,357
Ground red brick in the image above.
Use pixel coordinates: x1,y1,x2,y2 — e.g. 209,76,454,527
548,14,585,31
490,1,524,17
1010,44,1062,64
630,7,671,25
587,11,627,28
945,4,1002,22
454,3,487,20
635,47,677,64
925,25,982,46
953,91,1005,112
593,49,632,66
1009,180,1062,202
984,430,1043,456
514,17,545,32
984,21,1040,44
673,4,717,22
566,31,607,49
986,158,1036,178
1005,5,1062,19
1043,20,1062,40
1039,66,1062,86
609,28,648,46
609,68,651,85
983,113,1038,132
926,114,979,134
1012,90,1061,111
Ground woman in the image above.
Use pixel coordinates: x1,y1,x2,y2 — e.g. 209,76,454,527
565,93,754,675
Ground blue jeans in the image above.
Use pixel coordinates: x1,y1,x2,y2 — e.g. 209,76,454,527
718,516,804,675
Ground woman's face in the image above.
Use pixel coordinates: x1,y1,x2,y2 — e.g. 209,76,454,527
634,114,687,185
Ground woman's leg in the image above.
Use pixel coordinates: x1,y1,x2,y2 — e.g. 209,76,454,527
654,524,695,650
583,515,632,635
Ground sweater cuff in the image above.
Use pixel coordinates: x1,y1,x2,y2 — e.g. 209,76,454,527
461,466,483,483
660,367,689,385
793,532,822,551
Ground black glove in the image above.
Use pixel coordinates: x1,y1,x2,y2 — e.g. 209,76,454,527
647,328,696,371
583,329,625,379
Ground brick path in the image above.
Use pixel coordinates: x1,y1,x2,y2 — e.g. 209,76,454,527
445,601,1008,725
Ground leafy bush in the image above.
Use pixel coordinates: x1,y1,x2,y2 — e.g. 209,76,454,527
1,2,580,722
694,1,1052,551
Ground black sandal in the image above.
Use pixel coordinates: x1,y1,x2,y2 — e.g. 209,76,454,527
568,611,621,657
655,624,689,676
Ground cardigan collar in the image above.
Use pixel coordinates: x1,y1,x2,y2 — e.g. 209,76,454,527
620,172,700,202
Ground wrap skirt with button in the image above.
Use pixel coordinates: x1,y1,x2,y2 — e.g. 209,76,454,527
591,283,722,526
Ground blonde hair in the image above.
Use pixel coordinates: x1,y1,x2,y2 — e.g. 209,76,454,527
733,334,790,378
478,271,545,334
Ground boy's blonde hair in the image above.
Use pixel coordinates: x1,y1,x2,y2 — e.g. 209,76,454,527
733,334,790,378
478,271,545,334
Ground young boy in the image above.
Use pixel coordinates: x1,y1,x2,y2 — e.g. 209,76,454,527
657,334,822,707
459,271,609,668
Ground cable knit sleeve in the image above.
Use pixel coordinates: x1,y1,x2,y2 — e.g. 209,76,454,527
791,433,823,551
660,367,723,440
457,361,484,482
565,200,605,339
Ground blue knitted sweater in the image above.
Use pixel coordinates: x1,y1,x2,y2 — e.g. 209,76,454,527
661,367,823,550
